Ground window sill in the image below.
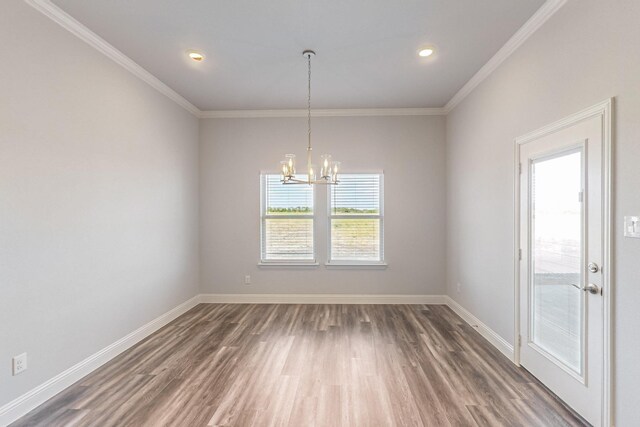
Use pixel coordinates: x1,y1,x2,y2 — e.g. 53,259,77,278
325,262,388,269
258,261,319,268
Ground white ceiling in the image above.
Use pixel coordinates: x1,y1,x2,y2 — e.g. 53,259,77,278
51,0,545,111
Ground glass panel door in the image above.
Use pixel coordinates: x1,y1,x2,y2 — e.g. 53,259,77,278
530,149,584,374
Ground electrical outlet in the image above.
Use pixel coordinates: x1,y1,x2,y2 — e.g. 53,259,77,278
12,353,27,376
244,275,251,285
457,282,462,293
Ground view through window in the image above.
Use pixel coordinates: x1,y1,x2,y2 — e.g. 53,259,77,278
261,174,314,262
328,174,384,262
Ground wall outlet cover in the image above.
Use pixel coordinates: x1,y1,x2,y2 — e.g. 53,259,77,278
12,353,27,376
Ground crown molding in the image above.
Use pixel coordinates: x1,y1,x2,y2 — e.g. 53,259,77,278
25,0,200,116
198,107,445,119
26,0,566,118
443,0,567,114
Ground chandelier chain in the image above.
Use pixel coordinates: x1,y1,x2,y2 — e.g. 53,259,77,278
279,50,339,185
307,53,311,151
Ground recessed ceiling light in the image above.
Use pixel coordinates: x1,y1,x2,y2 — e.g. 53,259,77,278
187,50,204,62
418,47,435,58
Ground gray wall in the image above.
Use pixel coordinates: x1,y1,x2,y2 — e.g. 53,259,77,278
0,1,200,406
445,0,640,424
200,116,446,295
4,0,639,423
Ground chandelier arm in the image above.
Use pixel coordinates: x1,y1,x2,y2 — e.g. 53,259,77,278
283,180,338,185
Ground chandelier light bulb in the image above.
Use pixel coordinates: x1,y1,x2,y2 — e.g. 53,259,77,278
321,154,332,179
332,162,340,182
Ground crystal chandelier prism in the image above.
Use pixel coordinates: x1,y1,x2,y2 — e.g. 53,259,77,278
280,50,340,185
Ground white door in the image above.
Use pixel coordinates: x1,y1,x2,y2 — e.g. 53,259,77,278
518,113,606,426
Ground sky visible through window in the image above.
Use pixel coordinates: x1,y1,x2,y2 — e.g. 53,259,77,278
330,174,380,215
265,175,313,214
532,150,583,373
265,174,380,213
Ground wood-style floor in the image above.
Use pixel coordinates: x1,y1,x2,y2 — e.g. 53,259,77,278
12,304,587,427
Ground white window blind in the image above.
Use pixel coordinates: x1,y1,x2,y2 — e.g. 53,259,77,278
261,174,315,262
328,174,384,262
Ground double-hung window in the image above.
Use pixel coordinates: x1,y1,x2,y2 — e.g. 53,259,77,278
328,173,384,264
260,174,315,263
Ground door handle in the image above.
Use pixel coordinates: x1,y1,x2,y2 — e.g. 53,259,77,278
570,283,602,295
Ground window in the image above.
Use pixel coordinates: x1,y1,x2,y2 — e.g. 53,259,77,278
260,174,315,262
328,173,384,263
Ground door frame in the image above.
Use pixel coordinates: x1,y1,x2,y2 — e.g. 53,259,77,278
513,98,613,426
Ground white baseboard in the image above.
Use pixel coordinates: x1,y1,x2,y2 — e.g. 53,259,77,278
0,295,200,427
444,296,515,361
198,293,447,305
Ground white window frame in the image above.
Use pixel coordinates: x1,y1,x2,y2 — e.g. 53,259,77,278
259,173,318,266
326,173,386,267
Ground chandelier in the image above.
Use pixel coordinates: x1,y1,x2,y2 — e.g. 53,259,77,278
280,50,340,185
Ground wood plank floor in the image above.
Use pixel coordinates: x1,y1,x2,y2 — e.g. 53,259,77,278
11,304,587,427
